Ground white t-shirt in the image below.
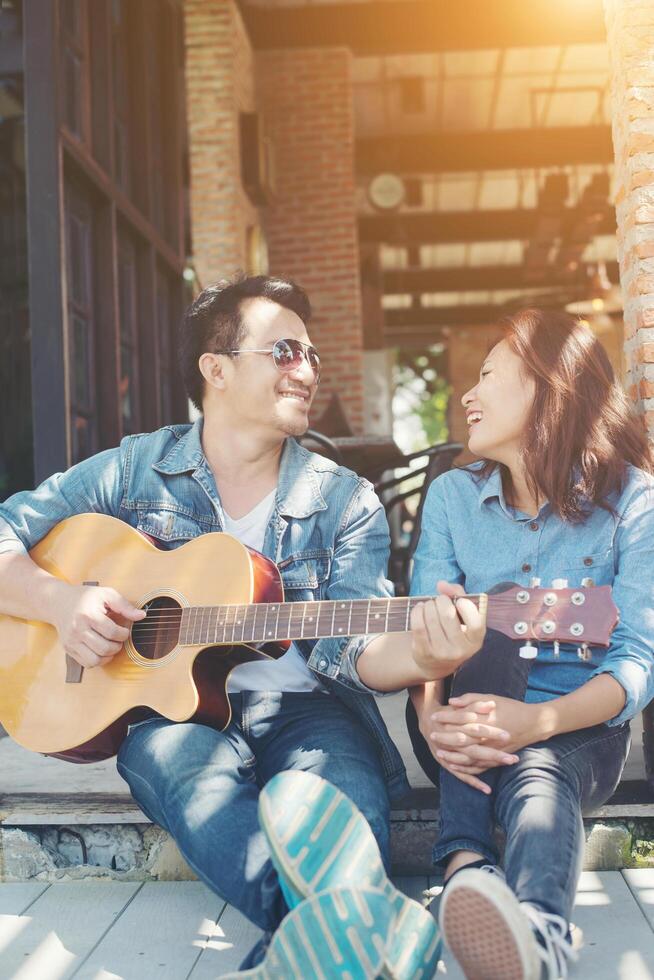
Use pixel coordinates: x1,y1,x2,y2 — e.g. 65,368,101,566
223,489,325,694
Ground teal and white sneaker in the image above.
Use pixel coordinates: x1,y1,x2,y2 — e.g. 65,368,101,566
221,886,393,979
258,770,442,980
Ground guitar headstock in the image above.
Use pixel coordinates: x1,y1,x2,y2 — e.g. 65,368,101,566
485,583,618,648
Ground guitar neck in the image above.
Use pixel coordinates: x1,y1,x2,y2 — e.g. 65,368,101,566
179,595,488,646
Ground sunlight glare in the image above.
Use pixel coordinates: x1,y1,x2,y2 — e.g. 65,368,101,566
10,930,75,980
0,913,30,954
619,950,653,980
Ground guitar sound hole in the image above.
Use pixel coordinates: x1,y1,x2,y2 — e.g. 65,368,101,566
132,596,182,661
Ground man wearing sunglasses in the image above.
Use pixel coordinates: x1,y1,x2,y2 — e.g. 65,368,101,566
0,274,476,977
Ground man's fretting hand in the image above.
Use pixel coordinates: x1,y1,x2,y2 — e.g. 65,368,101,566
410,580,486,679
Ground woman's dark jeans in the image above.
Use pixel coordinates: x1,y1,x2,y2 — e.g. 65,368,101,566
406,631,631,922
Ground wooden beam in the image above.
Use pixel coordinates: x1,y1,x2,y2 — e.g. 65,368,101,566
359,206,616,245
238,0,606,55
385,310,626,347
382,261,619,294
357,126,613,175
23,0,69,480
385,301,573,331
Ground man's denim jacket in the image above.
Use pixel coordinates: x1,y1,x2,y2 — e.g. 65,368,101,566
0,419,410,801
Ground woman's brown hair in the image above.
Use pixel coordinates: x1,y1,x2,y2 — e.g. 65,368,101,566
475,308,652,522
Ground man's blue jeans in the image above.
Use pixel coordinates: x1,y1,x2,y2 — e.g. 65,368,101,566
434,722,630,923
116,692,391,932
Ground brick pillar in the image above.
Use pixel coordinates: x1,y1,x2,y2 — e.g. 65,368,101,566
184,0,259,286
604,0,654,438
258,49,365,432
605,0,654,788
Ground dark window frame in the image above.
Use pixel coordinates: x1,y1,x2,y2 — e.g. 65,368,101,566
25,0,189,478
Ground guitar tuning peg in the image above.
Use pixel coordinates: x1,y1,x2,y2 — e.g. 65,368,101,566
553,640,560,658
577,644,591,662
529,576,541,588
551,578,568,589
581,577,595,588
519,641,538,660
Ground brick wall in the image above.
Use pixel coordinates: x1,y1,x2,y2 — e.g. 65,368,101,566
184,0,259,287
258,48,365,431
604,0,654,438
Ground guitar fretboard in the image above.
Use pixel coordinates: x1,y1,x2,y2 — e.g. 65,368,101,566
179,596,439,646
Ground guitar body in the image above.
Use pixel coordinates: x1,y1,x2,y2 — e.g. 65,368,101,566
0,514,287,761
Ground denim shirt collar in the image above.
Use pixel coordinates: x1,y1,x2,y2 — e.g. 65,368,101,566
478,465,505,509
478,464,549,521
151,418,327,519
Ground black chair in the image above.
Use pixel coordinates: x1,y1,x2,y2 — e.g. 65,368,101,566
297,429,344,466
374,442,463,595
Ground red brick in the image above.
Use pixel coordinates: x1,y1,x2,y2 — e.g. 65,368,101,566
634,342,654,363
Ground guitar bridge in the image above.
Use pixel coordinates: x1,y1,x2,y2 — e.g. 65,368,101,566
65,656,84,683
64,580,100,684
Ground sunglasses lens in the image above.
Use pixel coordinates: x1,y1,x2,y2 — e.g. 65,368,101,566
272,340,300,369
272,340,320,380
307,348,320,375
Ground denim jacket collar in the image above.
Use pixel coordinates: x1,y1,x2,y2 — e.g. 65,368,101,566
152,418,205,475
276,437,328,519
152,418,327,519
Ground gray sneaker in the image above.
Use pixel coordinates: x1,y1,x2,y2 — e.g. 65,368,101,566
438,867,576,980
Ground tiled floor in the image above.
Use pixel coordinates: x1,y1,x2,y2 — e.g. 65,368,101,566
1,871,653,980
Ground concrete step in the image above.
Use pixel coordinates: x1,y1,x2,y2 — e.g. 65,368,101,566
1,787,653,882
1,692,652,882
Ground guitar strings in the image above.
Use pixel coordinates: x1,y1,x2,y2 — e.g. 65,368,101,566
124,594,566,622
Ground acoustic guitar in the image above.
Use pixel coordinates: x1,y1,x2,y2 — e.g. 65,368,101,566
0,514,619,762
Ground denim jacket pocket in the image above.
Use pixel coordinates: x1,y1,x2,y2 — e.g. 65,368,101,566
278,549,332,597
135,509,205,546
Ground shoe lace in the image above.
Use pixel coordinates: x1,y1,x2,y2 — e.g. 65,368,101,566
480,864,505,879
521,903,577,980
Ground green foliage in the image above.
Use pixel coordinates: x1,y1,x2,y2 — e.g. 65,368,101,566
394,346,451,450
414,377,451,447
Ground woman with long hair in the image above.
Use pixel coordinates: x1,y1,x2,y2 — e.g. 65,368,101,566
407,309,654,979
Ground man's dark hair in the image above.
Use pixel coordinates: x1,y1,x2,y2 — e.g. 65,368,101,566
179,274,312,411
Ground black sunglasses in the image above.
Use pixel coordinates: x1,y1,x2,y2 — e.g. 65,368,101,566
214,338,320,383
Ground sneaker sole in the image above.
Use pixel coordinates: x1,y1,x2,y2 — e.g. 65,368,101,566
259,771,441,980
438,870,540,980
221,887,393,979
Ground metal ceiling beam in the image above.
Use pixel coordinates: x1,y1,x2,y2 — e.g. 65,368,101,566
357,126,613,175
359,205,616,245
238,0,606,55
382,261,619,294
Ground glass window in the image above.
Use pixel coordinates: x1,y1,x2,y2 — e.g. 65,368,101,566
117,234,141,434
64,183,98,462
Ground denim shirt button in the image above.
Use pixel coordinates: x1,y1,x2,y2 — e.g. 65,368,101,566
319,658,328,669
529,521,539,531
522,563,532,573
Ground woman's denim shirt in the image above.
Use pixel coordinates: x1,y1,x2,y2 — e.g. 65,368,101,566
0,420,410,800
411,463,654,726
